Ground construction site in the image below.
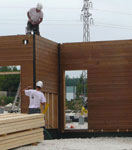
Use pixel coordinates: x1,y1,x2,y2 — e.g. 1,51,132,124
0,33,132,149
1,0,132,150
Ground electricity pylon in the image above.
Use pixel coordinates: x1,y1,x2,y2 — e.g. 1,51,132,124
81,0,93,42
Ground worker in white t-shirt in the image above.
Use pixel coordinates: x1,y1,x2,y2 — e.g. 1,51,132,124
26,3,43,35
24,81,46,114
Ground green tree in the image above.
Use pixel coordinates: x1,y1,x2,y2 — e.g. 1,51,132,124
65,72,87,98
0,66,20,97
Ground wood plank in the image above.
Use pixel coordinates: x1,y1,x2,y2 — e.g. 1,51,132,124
47,93,50,128
0,114,44,124
0,118,44,129
0,113,27,119
0,128,43,141
0,113,44,149
45,93,48,128
53,94,58,128
0,134,43,150
0,121,44,135
0,72,20,75
0,134,43,147
49,93,53,128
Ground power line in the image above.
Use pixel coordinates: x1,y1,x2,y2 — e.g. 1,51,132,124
94,8,132,16
94,24,132,30
0,20,132,30
1,18,132,26
0,18,81,22
96,22,132,28
0,18,132,28
0,21,129,27
0,6,132,15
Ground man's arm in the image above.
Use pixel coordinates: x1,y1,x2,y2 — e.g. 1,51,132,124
38,18,43,24
23,86,32,97
27,11,34,24
27,12,31,21
41,102,45,107
23,86,32,91
32,18,43,25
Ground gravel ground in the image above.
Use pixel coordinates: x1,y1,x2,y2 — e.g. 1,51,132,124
15,137,132,150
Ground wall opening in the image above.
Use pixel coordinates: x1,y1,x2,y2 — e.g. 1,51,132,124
23,39,29,45
0,65,21,113
65,70,88,130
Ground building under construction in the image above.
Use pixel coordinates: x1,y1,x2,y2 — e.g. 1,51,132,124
0,34,132,138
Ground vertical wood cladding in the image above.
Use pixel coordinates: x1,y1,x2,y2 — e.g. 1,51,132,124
35,36,58,128
60,40,132,130
0,35,34,113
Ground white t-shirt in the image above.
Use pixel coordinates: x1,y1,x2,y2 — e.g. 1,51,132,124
28,8,43,23
24,89,46,108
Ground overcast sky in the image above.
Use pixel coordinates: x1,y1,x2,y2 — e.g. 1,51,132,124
1,0,132,43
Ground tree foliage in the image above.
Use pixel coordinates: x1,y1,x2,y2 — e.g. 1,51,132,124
65,72,87,110
65,73,87,98
0,66,20,105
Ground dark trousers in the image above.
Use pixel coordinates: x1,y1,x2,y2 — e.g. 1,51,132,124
26,21,40,35
28,108,40,114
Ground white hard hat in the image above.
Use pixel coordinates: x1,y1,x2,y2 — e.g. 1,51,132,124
36,81,43,88
36,3,43,10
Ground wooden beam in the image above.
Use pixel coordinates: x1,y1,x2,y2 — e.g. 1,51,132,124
0,72,20,75
0,134,43,150
0,128,43,141
0,113,44,150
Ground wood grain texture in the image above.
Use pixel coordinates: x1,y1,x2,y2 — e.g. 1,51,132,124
36,35,58,129
36,35,58,94
0,35,59,129
49,93,53,128
53,94,58,128
0,35,34,113
0,113,44,150
60,40,132,131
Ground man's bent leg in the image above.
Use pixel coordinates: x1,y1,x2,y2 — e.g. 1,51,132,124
26,21,33,35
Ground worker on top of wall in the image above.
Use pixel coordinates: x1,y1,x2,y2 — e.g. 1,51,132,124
26,3,43,35
24,81,46,114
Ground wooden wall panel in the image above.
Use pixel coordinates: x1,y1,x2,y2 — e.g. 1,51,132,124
36,36,58,129
36,35,58,94
44,93,49,128
49,93,53,128
43,93,58,129
0,35,34,113
21,62,34,113
53,94,58,128
60,40,132,131
60,40,132,70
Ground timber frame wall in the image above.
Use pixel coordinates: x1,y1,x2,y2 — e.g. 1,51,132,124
35,35,58,129
0,35,58,129
60,40,132,133
1,35,132,135
0,35,34,113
